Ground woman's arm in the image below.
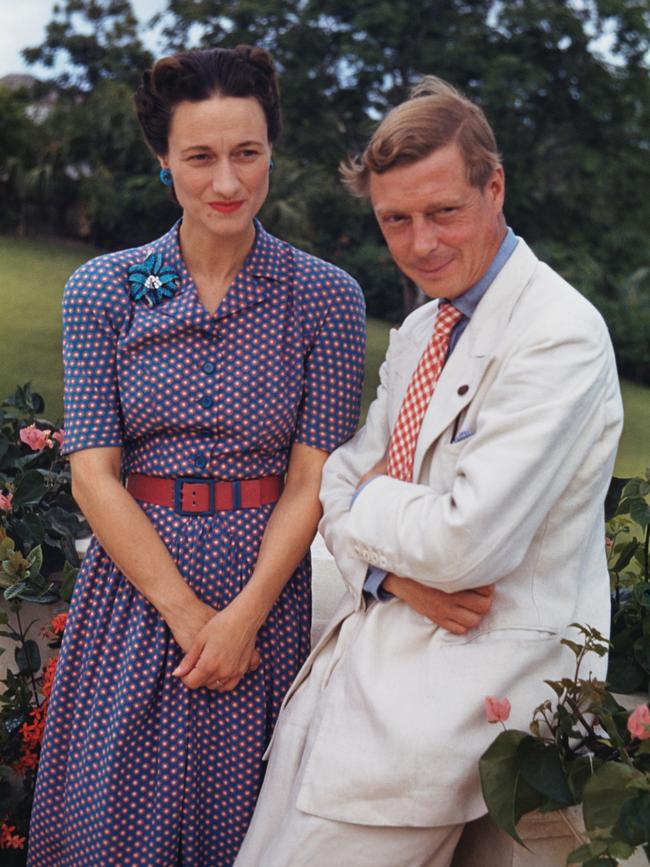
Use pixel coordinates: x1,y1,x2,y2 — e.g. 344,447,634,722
70,447,216,654
174,441,328,692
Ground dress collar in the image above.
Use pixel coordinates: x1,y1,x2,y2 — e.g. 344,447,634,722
140,219,291,326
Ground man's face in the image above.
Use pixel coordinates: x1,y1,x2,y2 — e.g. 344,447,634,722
369,142,506,300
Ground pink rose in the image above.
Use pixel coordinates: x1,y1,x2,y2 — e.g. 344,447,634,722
19,424,53,451
485,696,511,723
627,704,650,740
52,429,65,447
0,491,13,512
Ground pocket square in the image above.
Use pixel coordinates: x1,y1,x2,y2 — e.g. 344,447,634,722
452,430,474,443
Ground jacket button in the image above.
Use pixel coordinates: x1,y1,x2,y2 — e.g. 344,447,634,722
457,384,469,395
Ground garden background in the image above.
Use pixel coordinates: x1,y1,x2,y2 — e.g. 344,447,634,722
1,0,648,476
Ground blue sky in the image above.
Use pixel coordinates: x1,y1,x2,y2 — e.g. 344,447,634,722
0,0,168,77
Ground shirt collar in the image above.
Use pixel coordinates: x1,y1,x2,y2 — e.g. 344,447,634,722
447,226,517,320
151,218,292,286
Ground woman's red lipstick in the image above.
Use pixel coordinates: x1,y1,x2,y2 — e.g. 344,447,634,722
209,201,244,213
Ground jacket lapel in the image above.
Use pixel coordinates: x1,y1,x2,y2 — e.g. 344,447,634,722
411,238,539,479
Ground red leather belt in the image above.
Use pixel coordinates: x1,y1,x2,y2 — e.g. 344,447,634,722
126,473,284,515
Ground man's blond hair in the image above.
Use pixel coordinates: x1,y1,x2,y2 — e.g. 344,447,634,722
341,76,501,197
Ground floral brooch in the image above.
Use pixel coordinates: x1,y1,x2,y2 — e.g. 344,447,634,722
127,253,180,307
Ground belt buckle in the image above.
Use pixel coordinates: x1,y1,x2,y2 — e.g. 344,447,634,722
174,477,214,516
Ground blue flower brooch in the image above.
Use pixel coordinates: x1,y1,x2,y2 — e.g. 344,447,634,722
127,253,181,307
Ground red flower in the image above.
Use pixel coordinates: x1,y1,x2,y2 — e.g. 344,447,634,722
0,819,26,849
49,612,68,636
484,696,512,723
627,704,650,741
41,655,58,700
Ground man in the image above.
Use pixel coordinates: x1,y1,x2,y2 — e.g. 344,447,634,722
235,77,623,867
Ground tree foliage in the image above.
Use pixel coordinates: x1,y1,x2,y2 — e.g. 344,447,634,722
9,0,650,380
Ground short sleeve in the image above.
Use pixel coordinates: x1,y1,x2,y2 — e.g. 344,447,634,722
61,258,130,456
294,274,366,452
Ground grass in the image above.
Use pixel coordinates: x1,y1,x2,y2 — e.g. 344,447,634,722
0,235,647,478
0,235,98,422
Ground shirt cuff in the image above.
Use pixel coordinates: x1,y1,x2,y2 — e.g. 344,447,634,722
363,566,393,601
350,474,385,507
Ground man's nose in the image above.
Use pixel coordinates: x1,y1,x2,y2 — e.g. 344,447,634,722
211,160,240,197
411,220,440,258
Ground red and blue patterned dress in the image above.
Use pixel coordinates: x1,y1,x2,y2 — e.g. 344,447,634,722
27,221,366,866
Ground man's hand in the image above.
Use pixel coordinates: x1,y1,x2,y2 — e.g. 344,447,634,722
383,574,494,634
357,456,388,490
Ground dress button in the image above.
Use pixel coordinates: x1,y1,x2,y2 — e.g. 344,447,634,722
193,455,207,469
200,396,213,409
202,361,215,374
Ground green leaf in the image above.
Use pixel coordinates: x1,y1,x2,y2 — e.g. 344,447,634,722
609,840,635,859
630,498,650,528
16,588,59,603
14,638,41,674
612,540,640,573
26,544,43,577
519,739,573,806
4,580,27,600
624,479,644,498
568,756,597,803
561,638,583,658
582,762,640,830
479,730,543,845
567,840,608,862
615,791,650,847
12,470,46,508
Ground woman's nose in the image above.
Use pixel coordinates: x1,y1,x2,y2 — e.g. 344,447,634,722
211,160,240,197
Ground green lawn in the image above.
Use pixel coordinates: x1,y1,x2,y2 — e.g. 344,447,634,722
0,235,97,422
1,235,647,477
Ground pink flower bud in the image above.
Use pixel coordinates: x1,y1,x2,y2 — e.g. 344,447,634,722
19,424,54,451
0,492,13,512
484,696,511,723
627,704,650,740
52,429,65,447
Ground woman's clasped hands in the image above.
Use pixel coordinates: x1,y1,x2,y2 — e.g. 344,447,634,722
171,598,261,692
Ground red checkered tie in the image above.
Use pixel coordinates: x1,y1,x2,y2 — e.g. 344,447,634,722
387,303,463,481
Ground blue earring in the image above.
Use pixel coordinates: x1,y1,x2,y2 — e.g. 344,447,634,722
269,159,274,173
160,167,173,187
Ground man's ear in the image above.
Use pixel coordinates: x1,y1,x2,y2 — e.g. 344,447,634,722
488,165,505,209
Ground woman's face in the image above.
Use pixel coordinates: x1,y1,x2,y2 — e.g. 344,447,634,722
160,94,272,240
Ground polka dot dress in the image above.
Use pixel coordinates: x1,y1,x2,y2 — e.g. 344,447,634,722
27,221,366,866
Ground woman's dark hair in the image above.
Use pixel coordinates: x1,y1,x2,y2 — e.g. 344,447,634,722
134,45,281,155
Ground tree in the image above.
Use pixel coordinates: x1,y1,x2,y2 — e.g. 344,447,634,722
14,0,650,380
22,0,153,90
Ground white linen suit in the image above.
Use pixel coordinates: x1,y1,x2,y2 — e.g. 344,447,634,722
236,237,623,862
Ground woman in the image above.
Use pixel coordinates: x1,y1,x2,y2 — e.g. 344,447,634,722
27,45,366,866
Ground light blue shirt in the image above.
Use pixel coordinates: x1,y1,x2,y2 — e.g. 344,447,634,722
363,227,518,600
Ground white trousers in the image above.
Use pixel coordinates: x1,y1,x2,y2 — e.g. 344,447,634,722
235,621,472,867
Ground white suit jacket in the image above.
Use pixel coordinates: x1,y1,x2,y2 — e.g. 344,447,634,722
278,238,623,828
